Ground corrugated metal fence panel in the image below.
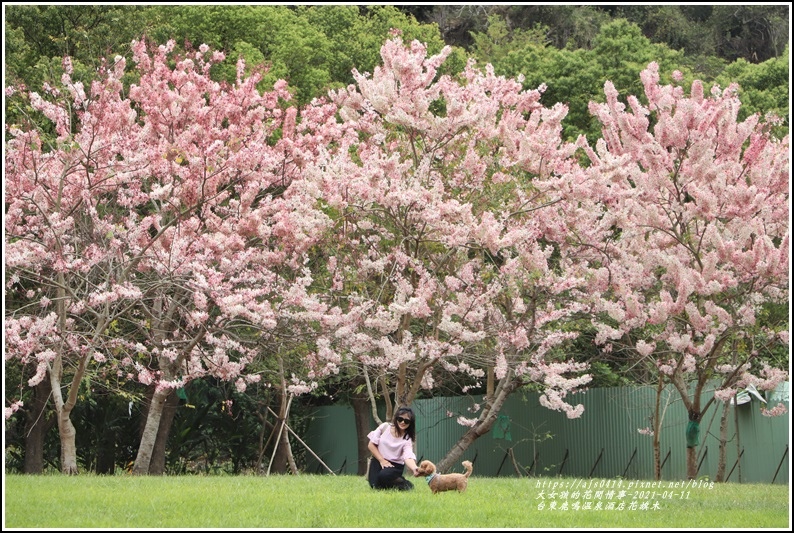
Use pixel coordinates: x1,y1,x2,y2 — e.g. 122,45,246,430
412,395,472,465
303,404,359,474
723,402,789,484
303,384,789,483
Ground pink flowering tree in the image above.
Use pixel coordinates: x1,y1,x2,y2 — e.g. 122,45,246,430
581,62,789,479
4,40,337,474
300,35,598,472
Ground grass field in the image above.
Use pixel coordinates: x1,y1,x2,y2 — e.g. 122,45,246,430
3,473,791,529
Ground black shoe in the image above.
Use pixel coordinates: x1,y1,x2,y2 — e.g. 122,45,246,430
394,477,414,491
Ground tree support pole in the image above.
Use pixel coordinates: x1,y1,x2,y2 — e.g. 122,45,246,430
267,406,336,475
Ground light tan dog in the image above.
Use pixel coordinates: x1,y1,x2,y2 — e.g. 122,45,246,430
416,459,473,494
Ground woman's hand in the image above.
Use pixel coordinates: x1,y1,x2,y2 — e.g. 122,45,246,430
379,460,393,468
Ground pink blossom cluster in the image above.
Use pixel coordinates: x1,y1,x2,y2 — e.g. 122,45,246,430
5,401,24,420
581,60,788,416
3,36,788,433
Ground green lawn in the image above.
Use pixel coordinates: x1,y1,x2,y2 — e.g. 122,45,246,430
3,474,790,529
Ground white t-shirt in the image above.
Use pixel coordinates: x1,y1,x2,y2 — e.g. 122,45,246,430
367,422,416,465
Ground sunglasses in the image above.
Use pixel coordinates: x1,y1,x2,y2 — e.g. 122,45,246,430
396,416,412,424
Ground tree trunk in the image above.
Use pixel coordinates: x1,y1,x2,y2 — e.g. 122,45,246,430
733,400,742,483
652,432,661,480
24,379,53,474
280,426,299,475
685,408,701,479
652,376,663,480
132,314,205,475
55,408,79,474
671,371,704,481
715,345,740,483
270,424,290,474
686,446,698,479
267,385,293,475
50,354,82,475
380,374,393,421
352,396,371,475
437,372,523,473
132,386,170,474
51,275,92,475
148,389,179,475
714,400,731,482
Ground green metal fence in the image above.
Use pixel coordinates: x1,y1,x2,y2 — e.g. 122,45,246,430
302,383,789,483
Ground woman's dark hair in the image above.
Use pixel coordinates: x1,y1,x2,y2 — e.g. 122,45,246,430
392,406,416,441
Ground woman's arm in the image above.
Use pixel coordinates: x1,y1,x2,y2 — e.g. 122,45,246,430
405,457,419,476
368,440,393,468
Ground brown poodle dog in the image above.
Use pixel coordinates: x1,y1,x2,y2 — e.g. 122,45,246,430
416,459,473,494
